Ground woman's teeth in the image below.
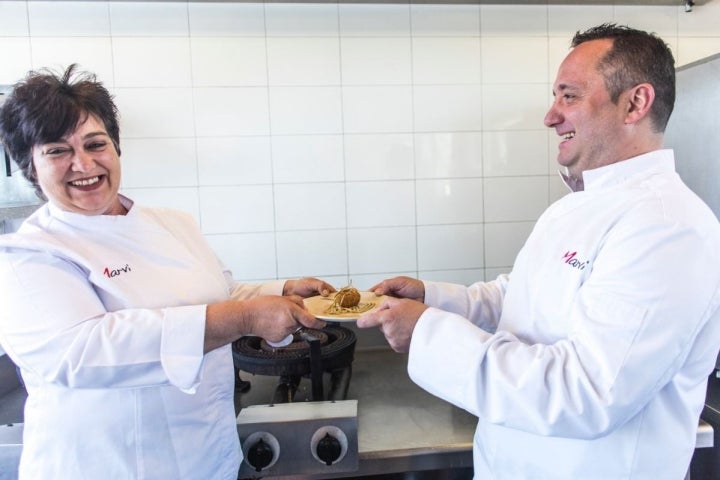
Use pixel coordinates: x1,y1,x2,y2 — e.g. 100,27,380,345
70,176,100,187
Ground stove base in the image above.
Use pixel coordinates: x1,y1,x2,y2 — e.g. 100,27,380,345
236,400,358,479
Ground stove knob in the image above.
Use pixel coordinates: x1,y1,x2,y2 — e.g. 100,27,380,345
242,432,279,473
311,426,348,466
247,438,274,472
316,433,342,466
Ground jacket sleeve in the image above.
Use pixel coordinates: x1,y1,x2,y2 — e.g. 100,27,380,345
0,247,206,393
226,276,286,300
408,218,720,440
423,274,508,332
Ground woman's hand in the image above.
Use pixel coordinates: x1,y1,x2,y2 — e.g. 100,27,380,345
283,277,336,298
204,295,326,353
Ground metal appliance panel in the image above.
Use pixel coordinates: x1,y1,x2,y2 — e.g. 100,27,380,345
236,400,358,479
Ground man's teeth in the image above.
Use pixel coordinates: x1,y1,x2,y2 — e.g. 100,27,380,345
563,132,576,140
71,176,100,186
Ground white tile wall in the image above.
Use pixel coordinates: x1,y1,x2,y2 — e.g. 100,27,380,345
269,86,342,135
414,85,483,132
266,4,339,36
480,5,548,36
343,86,413,133
191,37,268,86
339,4,411,36
195,87,270,136
274,183,346,231
198,136,272,186
188,3,266,36
200,185,275,234
412,37,481,84
268,37,341,86
348,227,417,275
346,181,415,228
410,4,480,36
31,37,115,86
415,132,483,178
114,87,195,137
128,187,200,220
271,135,344,183
113,37,193,87
1,0,719,286
0,37,31,84
547,5,615,37
276,229,347,278
416,179,484,225
483,130,548,177
417,224,484,271
0,2,28,36
109,2,189,36
344,134,414,181
481,37,547,84
27,1,110,36
121,138,198,188
340,37,412,85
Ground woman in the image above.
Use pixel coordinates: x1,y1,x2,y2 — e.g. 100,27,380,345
0,64,331,479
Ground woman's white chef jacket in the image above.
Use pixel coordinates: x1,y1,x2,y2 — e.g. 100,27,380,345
0,196,284,479
409,150,720,480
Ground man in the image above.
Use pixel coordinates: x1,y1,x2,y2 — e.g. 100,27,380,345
357,24,720,479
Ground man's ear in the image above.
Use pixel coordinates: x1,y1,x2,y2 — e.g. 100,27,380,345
624,83,655,125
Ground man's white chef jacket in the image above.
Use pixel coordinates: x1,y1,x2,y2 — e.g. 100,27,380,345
0,197,285,479
409,150,720,479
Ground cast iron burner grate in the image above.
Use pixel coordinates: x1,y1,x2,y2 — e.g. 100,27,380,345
232,325,356,404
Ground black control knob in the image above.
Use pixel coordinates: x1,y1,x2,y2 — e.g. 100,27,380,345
316,432,342,466
247,438,274,472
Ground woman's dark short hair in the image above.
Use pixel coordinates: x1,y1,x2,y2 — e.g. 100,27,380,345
571,23,675,133
0,64,120,199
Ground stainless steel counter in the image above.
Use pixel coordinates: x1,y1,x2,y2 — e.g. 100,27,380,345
236,348,476,479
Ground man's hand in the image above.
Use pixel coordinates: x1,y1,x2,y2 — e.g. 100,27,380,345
369,276,425,302
356,297,428,353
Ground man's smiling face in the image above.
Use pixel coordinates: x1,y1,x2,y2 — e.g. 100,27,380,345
544,39,631,182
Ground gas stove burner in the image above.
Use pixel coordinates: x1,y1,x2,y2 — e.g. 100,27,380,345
233,325,356,403
258,329,330,353
233,325,355,377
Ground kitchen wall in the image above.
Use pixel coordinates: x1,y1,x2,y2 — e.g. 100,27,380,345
1,0,719,290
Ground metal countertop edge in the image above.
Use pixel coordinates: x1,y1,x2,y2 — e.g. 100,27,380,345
359,443,473,459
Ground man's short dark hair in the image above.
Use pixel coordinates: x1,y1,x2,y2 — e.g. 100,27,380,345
572,23,675,133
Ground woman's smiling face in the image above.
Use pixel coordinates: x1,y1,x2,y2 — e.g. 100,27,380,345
32,114,124,216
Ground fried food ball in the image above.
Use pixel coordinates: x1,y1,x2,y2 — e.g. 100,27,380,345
336,286,361,308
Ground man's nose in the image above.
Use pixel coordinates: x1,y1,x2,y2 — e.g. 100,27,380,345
544,104,561,128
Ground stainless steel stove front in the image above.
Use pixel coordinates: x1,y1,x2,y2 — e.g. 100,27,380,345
236,400,358,479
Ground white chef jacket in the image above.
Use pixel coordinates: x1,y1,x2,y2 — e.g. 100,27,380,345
409,150,720,479
0,196,285,479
